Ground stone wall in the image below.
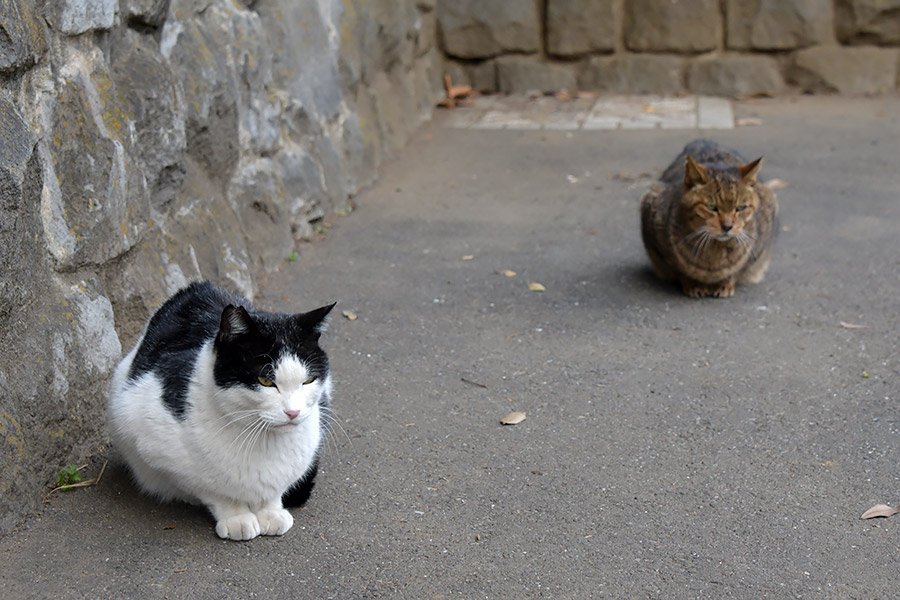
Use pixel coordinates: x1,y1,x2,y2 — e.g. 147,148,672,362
0,0,442,534
438,0,900,96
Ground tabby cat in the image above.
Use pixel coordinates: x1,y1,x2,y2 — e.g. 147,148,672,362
640,139,778,298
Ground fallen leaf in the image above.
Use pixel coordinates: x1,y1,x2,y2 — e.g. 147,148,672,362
500,270,517,277
765,178,789,191
642,104,656,113
163,523,178,530
861,504,899,519
500,411,526,425
566,174,579,184
448,84,473,99
839,321,868,329
554,89,572,101
863,371,870,378
342,310,358,321
736,117,762,127
462,254,475,261
528,282,546,292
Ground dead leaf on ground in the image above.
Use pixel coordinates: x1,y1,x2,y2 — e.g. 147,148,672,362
839,321,868,329
612,172,653,182
861,504,899,519
163,523,178,530
528,282,546,292
462,254,475,261
554,89,572,101
765,178,789,191
499,270,517,277
437,74,475,109
342,310,358,321
501,411,527,425
736,117,763,127
642,104,656,113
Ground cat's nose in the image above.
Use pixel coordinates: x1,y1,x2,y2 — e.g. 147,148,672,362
284,409,301,420
720,219,733,232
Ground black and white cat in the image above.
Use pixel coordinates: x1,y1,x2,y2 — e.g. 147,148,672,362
108,281,335,540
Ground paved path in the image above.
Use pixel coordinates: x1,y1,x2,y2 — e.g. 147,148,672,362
446,94,735,130
2,95,900,599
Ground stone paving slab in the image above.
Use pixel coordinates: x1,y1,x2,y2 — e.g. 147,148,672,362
446,94,735,131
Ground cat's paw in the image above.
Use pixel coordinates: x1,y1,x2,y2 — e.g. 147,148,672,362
682,282,734,298
215,512,261,541
257,508,294,536
710,282,735,298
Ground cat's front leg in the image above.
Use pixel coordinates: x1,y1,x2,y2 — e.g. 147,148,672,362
255,499,294,536
208,498,261,540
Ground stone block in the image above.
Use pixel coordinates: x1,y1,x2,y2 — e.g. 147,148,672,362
227,158,296,273
437,0,540,59
472,59,498,93
41,69,150,270
579,55,685,95
497,56,578,94
726,0,833,50
0,0,47,73
687,54,785,96
122,0,171,28
43,0,116,35
107,31,186,210
790,46,899,94
836,0,900,45
277,144,329,241
547,0,616,57
625,0,721,53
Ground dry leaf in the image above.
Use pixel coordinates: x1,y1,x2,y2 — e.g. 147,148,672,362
448,84,473,99
500,411,526,425
163,523,178,530
500,270,517,277
462,255,475,261
765,178,789,191
736,117,762,127
528,282,546,292
861,504,899,519
342,310,358,321
839,321,868,329
554,89,572,101
642,104,656,113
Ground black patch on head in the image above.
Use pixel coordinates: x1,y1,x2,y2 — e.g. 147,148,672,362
212,302,335,392
127,280,334,420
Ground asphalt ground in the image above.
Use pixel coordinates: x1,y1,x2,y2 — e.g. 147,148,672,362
2,95,899,599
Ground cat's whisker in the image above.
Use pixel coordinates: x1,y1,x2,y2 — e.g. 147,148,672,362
320,406,352,446
231,417,264,454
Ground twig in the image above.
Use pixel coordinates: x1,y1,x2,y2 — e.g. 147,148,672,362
461,377,488,389
45,460,108,497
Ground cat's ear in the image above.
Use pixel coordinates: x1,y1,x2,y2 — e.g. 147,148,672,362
738,157,763,182
293,302,337,337
217,305,256,343
684,155,709,188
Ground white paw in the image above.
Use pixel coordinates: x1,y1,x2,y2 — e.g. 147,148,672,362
215,512,261,540
256,508,293,536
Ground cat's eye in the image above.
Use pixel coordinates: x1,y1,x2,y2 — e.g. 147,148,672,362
303,376,318,385
736,205,747,212
258,376,276,387
706,204,718,212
